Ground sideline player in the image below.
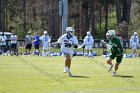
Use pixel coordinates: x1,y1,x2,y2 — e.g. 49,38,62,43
39,31,50,56
82,31,94,57
52,27,78,77
0,32,7,55
129,32,139,57
32,32,40,55
102,30,123,76
25,31,33,56
10,32,18,56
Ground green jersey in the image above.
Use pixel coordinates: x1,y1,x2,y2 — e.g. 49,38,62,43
109,36,123,55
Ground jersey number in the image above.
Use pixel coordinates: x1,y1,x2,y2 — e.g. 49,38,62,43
64,43,71,48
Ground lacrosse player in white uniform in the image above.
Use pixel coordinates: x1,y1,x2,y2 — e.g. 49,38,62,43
130,32,139,57
39,31,50,56
0,32,7,55
10,32,18,56
52,27,78,77
82,31,94,57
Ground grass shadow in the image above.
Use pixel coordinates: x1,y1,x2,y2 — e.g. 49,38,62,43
114,75,134,78
71,75,90,78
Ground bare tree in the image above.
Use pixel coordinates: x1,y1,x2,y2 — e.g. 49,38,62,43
116,0,131,39
81,0,90,39
104,0,108,38
90,0,96,38
23,0,27,31
0,0,6,32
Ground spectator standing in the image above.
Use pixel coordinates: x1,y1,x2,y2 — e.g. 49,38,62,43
0,32,7,55
32,32,40,55
10,32,18,56
25,31,33,56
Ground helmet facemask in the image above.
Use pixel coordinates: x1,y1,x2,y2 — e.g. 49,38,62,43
69,31,74,36
106,34,113,40
66,27,75,39
66,32,73,39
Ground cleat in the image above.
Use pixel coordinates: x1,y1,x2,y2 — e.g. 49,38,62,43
63,67,68,73
112,71,117,76
67,69,72,77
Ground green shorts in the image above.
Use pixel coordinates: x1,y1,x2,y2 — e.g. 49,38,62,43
110,53,123,63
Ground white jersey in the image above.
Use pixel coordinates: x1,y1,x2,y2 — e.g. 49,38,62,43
57,34,78,54
39,35,49,50
0,35,7,45
130,35,139,46
83,36,94,46
10,35,17,44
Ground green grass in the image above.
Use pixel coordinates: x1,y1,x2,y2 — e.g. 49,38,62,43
0,55,140,93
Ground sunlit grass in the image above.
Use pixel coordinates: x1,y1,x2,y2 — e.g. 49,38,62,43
0,55,140,93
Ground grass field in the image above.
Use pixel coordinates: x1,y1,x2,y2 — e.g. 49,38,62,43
0,55,140,93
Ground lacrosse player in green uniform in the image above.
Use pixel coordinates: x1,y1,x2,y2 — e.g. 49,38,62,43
102,30,123,76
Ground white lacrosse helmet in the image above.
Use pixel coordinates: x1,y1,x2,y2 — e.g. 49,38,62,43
134,32,137,35
87,31,91,37
44,31,48,35
66,27,75,35
106,30,116,39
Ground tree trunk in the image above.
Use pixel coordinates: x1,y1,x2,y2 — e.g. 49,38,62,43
53,0,60,38
0,0,2,31
49,0,54,38
99,4,102,39
90,0,96,38
115,0,121,23
116,0,131,39
5,0,8,32
81,0,90,39
105,0,108,38
122,0,128,22
0,0,5,32
23,0,27,31
127,0,131,25
77,0,80,39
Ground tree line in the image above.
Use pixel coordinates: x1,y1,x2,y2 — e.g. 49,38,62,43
0,0,131,39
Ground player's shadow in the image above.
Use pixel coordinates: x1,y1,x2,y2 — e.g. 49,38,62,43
114,75,134,78
71,75,90,78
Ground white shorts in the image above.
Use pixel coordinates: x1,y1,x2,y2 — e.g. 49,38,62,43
43,45,49,50
61,49,73,58
132,45,137,50
85,45,92,50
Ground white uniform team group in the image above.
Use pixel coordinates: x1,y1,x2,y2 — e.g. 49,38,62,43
0,27,139,76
